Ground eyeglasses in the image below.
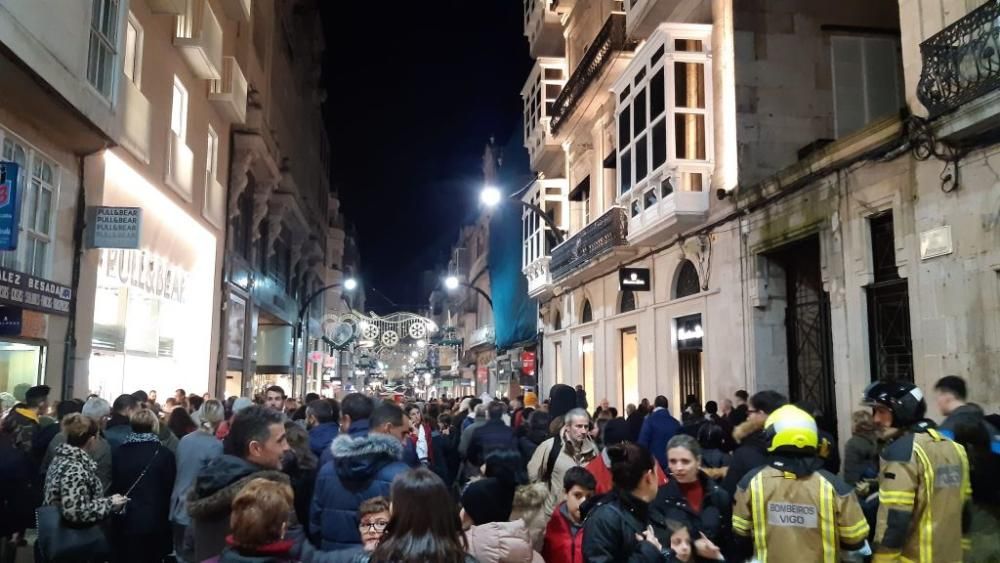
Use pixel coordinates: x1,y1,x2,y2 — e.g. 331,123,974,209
748,408,761,414
359,520,389,533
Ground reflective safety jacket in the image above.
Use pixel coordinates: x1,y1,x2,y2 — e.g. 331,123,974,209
873,426,971,563
733,461,869,563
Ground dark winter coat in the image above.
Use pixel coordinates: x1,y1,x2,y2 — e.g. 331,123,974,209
518,429,548,468
467,418,517,466
308,422,340,460
104,413,132,450
841,433,878,486
319,418,369,468
649,470,731,547
626,410,646,443
187,455,290,563
727,404,748,428
284,455,317,533
581,489,663,563
432,429,458,486
110,435,177,562
720,418,769,497
940,403,1000,505
310,432,411,550
638,408,681,471
0,431,39,536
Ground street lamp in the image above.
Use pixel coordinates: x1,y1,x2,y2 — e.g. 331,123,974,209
478,182,566,245
291,277,357,397
443,275,493,309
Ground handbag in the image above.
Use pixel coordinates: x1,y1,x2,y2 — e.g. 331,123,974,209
35,505,110,562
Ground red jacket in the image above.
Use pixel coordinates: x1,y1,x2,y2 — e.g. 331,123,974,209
584,452,668,494
541,503,584,563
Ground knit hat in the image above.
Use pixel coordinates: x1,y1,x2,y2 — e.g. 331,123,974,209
548,384,577,421
523,392,538,408
462,477,513,525
602,418,631,447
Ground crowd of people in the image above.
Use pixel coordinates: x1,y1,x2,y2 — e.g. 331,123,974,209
1,376,997,562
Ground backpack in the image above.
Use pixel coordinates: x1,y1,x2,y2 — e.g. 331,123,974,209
541,434,562,489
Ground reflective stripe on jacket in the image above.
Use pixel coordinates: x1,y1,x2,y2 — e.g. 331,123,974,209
733,463,869,562
873,427,971,563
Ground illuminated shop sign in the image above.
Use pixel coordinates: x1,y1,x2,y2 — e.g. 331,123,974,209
99,248,190,303
676,314,703,351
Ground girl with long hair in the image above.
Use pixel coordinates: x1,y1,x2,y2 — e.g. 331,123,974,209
365,467,474,563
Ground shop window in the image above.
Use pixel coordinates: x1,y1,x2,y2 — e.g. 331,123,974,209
831,35,903,138
674,260,700,299
0,130,59,277
619,290,636,313
621,328,639,410
580,299,593,323
581,335,594,404
0,342,46,400
123,13,142,86
171,77,188,141
87,0,120,99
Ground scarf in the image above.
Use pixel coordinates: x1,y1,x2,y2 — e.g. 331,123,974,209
125,432,160,445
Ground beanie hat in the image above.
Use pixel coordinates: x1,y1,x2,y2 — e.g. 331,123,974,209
523,392,538,408
548,384,577,421
461,477,513,525
232,397,254,415
602,418,631,447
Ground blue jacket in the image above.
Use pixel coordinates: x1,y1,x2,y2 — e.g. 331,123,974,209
638,408,680,471
310,432,410,551
308,422,340,460
319,418,368,468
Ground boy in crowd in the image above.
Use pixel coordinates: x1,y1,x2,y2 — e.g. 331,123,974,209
542,466,595,563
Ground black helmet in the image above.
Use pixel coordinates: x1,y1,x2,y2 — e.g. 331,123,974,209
861,381,927,428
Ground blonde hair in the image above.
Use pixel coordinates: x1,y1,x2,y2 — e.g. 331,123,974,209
130,408,160,434
199,399,225,431
62,413,98,447
230,478,294,548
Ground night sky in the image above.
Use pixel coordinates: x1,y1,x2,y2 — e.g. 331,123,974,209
321,2,532,312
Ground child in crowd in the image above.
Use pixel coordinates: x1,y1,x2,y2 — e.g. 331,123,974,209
664,520,724,562
541,466,596,563
357,496,391,552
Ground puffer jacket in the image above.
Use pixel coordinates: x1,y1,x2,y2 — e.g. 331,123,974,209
187,455,290,563
511,481,550,551
581,489,663,563
720,417,769,497
466,519,543,563
43,443,114,525
309,432,410,550
649,470,730,547
541,503,584,563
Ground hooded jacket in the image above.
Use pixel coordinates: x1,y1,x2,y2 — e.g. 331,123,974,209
309,432,410,550
308,422,340,460
720,417,769,497
466,519,543,563
186,454,289,563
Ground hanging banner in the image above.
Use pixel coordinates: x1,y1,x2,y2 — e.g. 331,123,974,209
0,162,22,251
520,351,536,375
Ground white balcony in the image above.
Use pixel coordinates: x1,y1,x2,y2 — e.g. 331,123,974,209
119,80,151,164
524,0,564,57
522,58,567,177
468,325,496,350
624,172,710,247
524,257,553,299
625,0,712,38
221,0,251,21
210,57,248,123
174,0,224,80
166,132,194,201
147,0,186,14
203,174,225,229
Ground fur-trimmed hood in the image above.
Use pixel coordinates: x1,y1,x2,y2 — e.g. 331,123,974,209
187,455,288,519
733,416,766,443
331,432,404,483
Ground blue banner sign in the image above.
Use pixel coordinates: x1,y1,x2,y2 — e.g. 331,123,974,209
0,162,21,251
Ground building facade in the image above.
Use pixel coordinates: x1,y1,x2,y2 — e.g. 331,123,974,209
521,0,1000,440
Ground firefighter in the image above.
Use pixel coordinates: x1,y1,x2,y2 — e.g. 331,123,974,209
732,404,870,562
863,381,972,562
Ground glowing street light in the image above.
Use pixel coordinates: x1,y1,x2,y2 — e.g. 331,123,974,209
480,185,502,207
444,275,460,291
343,277,358,291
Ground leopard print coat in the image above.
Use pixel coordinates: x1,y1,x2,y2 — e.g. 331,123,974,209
44,443,114,524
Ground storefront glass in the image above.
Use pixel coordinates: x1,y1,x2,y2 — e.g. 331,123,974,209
0,341,45,399
621,328,639,409
581,336,594,403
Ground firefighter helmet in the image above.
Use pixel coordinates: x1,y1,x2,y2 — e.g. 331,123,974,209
861,381,927,428
764,405,818,453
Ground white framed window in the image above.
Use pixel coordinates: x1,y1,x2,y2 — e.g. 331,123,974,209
614,24,713,215
171,77,189,140
0,128,60,278
831,35,903,138
206,125,219,182
87,0,121,99
123,13,143,86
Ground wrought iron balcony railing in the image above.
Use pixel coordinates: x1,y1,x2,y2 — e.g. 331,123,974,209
550,207,628,281
917,0,1000,117
550,13,638,135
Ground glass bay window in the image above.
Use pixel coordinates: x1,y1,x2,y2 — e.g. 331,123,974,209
614,25,713,216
